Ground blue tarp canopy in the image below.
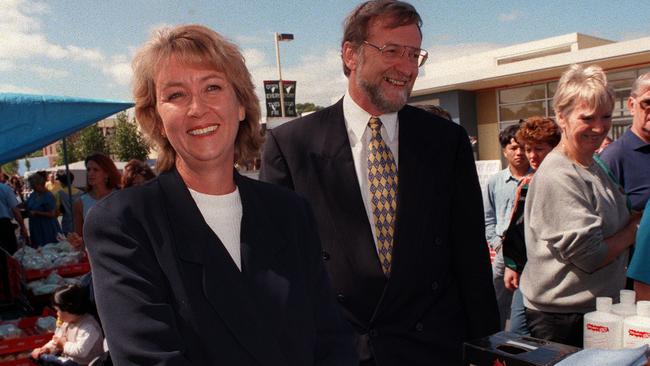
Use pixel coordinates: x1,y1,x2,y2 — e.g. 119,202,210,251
0,93,134,165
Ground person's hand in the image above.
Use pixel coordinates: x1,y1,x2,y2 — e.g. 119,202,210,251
57,335,67,349
628,212,643,243
67,232,83,249
31,347,48,359
53,335,67,349
20,227,30,246
504,267,519,291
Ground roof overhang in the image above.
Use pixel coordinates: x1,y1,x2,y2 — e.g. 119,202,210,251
412,34,650,96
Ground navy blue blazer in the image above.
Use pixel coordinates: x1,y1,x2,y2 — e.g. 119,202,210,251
260,99,500,365
85,169,357,366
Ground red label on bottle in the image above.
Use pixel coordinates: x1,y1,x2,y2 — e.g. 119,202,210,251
628,329,650,338
586,323,609,333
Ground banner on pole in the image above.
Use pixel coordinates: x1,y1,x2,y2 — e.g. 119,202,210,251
264,80,297,117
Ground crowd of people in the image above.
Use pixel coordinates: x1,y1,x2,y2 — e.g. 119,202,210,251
1,157,156,255
1,157,156,365
487,65,649,349
1,0,649,365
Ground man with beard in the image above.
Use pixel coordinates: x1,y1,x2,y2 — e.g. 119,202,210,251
260,1,499,365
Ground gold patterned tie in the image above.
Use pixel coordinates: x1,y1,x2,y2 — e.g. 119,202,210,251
367,116,398,276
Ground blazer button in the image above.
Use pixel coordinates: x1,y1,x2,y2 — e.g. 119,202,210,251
322,251,330,261
434,237,443,246
431,282,439,291
336,293,346,303
369,329,378,338
415,322,424,332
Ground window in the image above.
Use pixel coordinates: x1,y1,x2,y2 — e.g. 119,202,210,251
497,66,649,134
498,82,553,130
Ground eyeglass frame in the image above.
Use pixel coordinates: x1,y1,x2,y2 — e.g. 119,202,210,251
362,41,428,67
633,97,650,111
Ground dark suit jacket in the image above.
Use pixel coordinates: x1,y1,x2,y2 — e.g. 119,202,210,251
85,169,357,366
260,99,499,365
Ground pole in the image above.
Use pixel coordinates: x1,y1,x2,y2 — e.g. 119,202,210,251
274,32,286,118
62,138,73,213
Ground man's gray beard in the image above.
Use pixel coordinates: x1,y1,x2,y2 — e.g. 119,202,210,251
357,77,409,114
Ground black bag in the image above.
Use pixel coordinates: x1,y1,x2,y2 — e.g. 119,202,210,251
502,185,528,272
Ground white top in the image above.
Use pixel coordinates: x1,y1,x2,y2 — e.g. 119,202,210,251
189,187,243,271
44,314,104,365
343,91,399,251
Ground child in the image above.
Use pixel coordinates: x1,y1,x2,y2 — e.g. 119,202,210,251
31,284,104,366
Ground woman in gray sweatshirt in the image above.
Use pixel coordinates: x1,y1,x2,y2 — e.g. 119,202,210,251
520,64,642,347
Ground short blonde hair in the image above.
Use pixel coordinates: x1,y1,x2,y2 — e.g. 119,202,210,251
553,64,615,119
132,24,263,173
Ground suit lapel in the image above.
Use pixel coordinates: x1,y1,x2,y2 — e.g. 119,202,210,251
158,169,286,366
392,106,429,278
311,99,386,281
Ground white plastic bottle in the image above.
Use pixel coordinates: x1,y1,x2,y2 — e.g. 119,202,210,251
612,289,637,318
623,301,650,348
583,297,623,349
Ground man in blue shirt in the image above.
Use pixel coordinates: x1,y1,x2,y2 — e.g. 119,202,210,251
0,177,28,254
601,72,650,212
484,124,530,329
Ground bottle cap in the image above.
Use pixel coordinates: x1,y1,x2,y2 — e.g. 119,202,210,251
620,289,636,304
596,297,612,312
638,301,650,317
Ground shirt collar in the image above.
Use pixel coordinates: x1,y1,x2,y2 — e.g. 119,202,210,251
623,128,650,151
343,90,398,142
503,166,532,183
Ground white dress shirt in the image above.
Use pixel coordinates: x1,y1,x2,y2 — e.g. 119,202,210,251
342,91,399,252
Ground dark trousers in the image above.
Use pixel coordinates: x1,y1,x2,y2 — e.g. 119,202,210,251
524,307,584,348
0,218,17,255
36,354,80,366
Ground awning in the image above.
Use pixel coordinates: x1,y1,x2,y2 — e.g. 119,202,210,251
0,93,134,165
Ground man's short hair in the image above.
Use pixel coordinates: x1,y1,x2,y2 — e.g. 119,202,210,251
56,171,74,186
499,125,521,148
631,72,650,98
418,104,451,120
341,0,422,76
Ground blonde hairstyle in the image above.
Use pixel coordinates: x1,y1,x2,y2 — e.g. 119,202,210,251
552,64,615,119
132,24,263,173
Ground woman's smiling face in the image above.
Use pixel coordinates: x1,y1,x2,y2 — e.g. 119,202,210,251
155,55,245,173
558,100,612,161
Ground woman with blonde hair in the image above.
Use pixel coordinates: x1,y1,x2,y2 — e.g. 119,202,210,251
519,64,642,347
84,24,356,365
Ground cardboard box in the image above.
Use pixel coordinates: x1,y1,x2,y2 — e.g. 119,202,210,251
463,331,581,366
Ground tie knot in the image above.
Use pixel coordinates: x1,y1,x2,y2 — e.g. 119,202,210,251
368,116,382,132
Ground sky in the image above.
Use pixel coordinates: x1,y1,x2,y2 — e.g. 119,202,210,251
2,0,650,116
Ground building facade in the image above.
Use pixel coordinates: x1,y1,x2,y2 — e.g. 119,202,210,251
409,33,650,160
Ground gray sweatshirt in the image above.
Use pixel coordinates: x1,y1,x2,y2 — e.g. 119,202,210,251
520,149,630,313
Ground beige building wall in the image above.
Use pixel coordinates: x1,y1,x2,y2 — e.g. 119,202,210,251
475,90,501,160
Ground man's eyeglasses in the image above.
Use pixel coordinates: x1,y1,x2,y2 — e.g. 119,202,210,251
363,41,428,67
635,98,650,110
